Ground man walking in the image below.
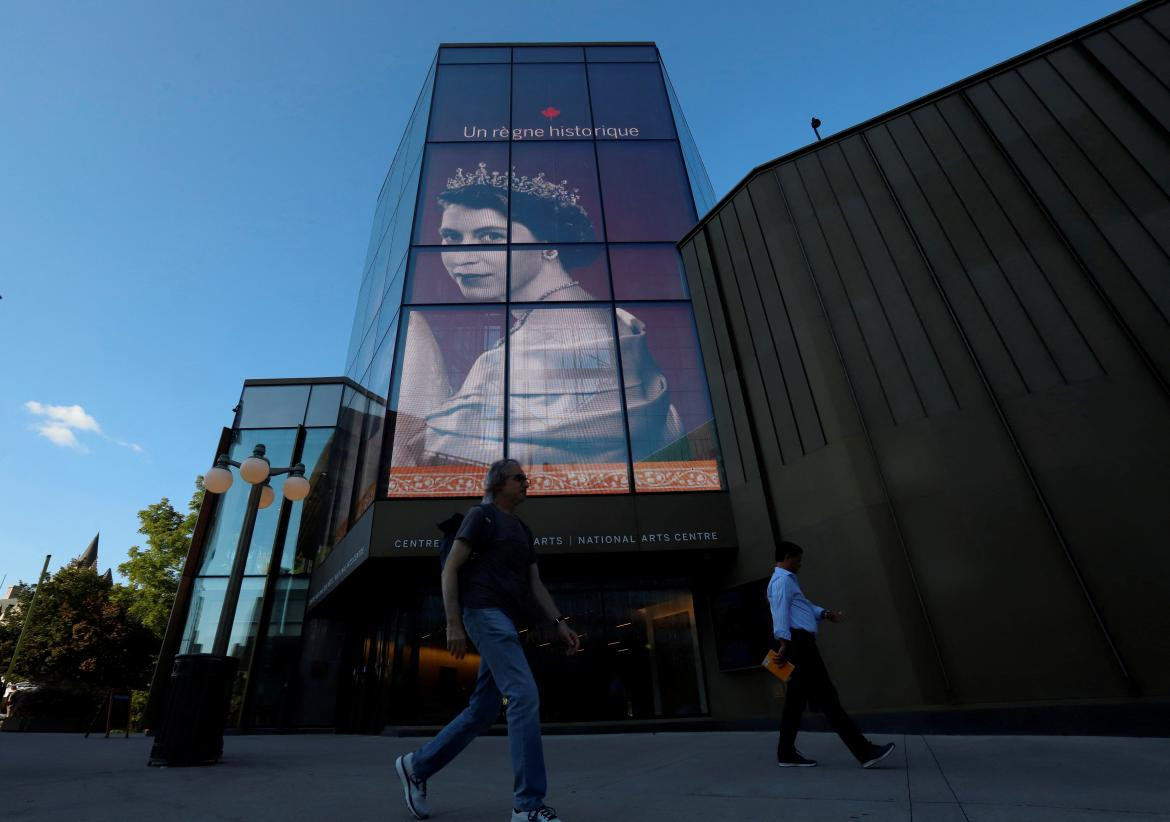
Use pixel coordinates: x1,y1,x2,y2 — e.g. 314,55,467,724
395,459,580,822
769,541,895,769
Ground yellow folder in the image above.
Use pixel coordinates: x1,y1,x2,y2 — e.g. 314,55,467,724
762,650,795,682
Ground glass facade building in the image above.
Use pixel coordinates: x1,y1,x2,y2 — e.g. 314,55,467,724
157,7,1170,736
154,44,735,733
339,43,721,517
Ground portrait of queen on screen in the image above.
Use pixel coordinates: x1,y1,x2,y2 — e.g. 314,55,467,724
387,160,720,496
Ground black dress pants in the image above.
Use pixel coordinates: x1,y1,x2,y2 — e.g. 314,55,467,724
778,629,870,761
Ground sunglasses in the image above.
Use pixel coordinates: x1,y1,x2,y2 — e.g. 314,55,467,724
508,473,529,483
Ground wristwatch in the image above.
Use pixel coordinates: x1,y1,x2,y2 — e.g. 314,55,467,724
553,616,570,625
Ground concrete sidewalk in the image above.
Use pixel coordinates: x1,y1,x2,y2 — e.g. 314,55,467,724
2,731,1168,821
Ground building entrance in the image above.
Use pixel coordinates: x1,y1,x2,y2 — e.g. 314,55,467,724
336,575,708,732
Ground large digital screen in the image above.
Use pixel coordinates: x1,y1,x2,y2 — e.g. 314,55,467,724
386,54,722,498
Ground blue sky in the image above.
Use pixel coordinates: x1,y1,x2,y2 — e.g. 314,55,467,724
0,0,1130,588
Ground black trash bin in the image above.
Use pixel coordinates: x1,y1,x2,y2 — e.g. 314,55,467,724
147,653,238,766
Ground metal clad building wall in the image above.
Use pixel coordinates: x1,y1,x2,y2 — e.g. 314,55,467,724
683,0,1170,713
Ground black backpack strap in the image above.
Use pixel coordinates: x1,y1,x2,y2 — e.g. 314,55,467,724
470,503,496,554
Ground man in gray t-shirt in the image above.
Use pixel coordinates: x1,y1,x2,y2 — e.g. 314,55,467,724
395,459,579,822
455,503,536,626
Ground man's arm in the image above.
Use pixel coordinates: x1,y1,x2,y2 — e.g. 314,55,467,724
529,563,581,655
443,538,473,659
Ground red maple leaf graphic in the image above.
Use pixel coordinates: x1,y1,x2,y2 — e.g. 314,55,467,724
540,106,561,119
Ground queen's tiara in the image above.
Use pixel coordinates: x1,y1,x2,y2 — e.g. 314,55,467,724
446,162,588,216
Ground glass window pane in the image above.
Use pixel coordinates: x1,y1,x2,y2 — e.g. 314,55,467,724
512,63,592,138
610,244,689,300
514,46,584,63
389,307,507,497
507,306,629,494
428,64,510,142
586,46,657,62
511,141,605,243
618,303,721,492
279,427,336,574
199,429,298,575
597,142,696,242
439,46,510,64
366,331,396,400
509,245,609,301
354,394,387,519
180,576,266,659
588,63,675,140
407,246,507,304
376,306,402,370
378,261,407,340
237,385,310,428
305,383,343,427
327,389,367,546
242,576,309,728
543,586,706,720
414,143,510,245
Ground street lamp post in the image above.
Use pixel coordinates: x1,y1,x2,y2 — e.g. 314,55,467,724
202,444,310,656
148,443,309,766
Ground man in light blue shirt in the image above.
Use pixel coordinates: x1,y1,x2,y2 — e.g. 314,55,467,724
769,541,895,769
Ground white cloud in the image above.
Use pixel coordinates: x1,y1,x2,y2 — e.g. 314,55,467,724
37,423,86,451
26,401,146,454
24,401,102,433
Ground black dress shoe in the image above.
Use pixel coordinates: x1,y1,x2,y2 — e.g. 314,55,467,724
861,742,896,769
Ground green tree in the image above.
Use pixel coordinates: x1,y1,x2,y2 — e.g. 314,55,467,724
6,565,156,689
113,481,203,638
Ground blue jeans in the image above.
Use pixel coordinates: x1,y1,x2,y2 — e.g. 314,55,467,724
411,607,547,811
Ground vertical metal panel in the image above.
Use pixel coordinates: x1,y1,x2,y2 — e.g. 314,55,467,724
966,79,1170,385
836,136,961,416
743,174,856,445
725,189,810,457
778,161,898,429
706,214,791,467
893,111,1074,391
810,144,952,422
943,94,1140,382
917,100,1105,384
1043,48,1170,203
1084,28,1170,132
993,67,1170,317
866,123,1032,398
1146,2,1170,37
737,179,828,452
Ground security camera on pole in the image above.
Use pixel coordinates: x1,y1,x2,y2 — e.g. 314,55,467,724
148,445,310,766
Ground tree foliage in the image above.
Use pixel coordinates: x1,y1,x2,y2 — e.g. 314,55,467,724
113,481,203,639
0,583,34,674
4,565,157,689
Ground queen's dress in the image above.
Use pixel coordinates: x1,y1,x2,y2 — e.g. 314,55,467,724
392,306,683,477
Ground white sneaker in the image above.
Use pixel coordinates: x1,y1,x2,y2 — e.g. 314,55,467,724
511,806,562,821
394,753,430,819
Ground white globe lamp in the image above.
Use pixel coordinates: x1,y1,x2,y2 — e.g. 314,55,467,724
283,468,311,502
239,448,271,485
204,464,234,494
